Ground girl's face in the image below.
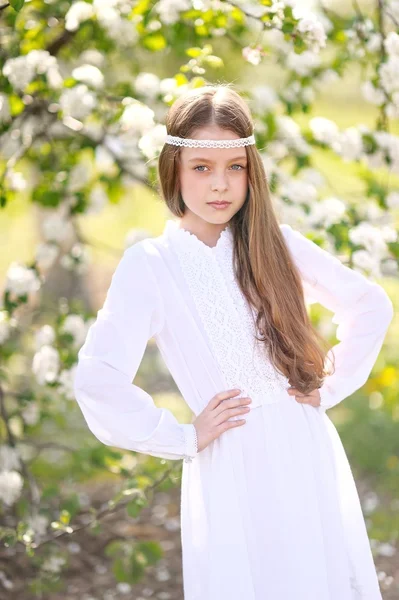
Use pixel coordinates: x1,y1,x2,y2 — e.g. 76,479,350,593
178,125,249,227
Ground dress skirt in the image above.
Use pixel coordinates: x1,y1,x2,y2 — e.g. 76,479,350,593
181,389,382,600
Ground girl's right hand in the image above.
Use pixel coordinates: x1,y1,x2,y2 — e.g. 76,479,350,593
192,389,252,453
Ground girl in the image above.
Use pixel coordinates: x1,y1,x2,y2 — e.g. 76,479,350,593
74,85,394,599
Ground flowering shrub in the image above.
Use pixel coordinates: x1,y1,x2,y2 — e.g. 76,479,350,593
0,0,398,596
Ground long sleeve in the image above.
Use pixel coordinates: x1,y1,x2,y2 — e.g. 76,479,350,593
73,242,198,461
280,223,394,411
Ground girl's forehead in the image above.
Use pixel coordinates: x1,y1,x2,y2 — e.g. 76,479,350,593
181,147,248,163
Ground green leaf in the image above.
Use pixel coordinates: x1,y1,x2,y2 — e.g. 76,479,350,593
10,0,25,11
126,495,148,518
205,55,224,69
186,47,202,58
142,33,166,52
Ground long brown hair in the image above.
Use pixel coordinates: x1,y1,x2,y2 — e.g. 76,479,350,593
157,84,335,395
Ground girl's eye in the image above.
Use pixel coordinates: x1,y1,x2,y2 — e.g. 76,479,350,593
194,164,245,172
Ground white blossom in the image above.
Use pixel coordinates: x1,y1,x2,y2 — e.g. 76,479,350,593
381,258,399,276
95,145,116,175
336,127,363,161
41,212,74,244
242,46,262,66
377,542,396,557
87,183,108,214
298,167,326,188
308,196,347,228
138,124,168,159
5,263,41,297
352,249,381,277
361,81,385,106
58,365,77,400
3,50,62,91
72,64,104,89
0,446,21,472
5,170,27,192
0,93,11,124
366,32,382,53
386,190,399,209
280,179,318,205
362,491,379,514
264,28,292,53
154,0,192,25
0,311,11,345
0,471,24,507
309,116,340,145
388,0,399,20
160,77,179,96
35,243,59,270
60,244,91,274
134,72,161,99
295,14,327,52
60,84,97,120
78,49,105,68
26,514,49,537
32,345,60,385
384,31,399,56
35,325,56,350
68,162,93,192
61,314,87,348
349,222,388,256
42,555,66,573
120,102,155,135
65,1,95,31
379,56,399,94
95,4,139,46
286,50,321,77
21,402,40,426
250,85,279,113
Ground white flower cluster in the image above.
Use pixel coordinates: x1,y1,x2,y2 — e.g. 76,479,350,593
154,0,192,25
0,310,13,345
0,92,11,124
65,0,139,47
275,115,312,156
5,263,41,299
250,85,279,113
349,222,398,277
2,50,63,92
60,84,97,121
31,316,93,398
0,470,23,507
60,243,91,274
0,444,24,509
360,31,399,118
309,116,399,173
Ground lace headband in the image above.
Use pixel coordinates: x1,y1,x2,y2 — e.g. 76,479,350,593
165,134,256,148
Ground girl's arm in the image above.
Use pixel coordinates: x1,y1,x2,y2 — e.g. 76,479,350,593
280,223,394,411
73,242,198,462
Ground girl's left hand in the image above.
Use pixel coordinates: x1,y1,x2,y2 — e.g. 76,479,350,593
287,387,321,408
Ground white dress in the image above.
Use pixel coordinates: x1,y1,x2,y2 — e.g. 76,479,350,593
74,218,394,600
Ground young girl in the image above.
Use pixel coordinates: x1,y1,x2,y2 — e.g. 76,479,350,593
74,85,394,600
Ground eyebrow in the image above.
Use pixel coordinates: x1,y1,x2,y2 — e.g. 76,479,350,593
187,155,247,163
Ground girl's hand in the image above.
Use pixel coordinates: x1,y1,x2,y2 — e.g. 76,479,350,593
287,386,321,408
192,389,252,453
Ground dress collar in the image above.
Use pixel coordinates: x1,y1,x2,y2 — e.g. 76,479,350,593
163,219,233,254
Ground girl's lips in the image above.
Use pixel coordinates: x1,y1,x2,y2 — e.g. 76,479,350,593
208,202,231,208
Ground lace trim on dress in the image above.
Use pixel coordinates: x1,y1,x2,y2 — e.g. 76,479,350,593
165,220,290,408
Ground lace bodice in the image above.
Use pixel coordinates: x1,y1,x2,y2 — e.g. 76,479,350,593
163,219,290,410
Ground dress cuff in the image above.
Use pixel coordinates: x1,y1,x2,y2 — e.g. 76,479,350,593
318,384,333,412
181,423,198,463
